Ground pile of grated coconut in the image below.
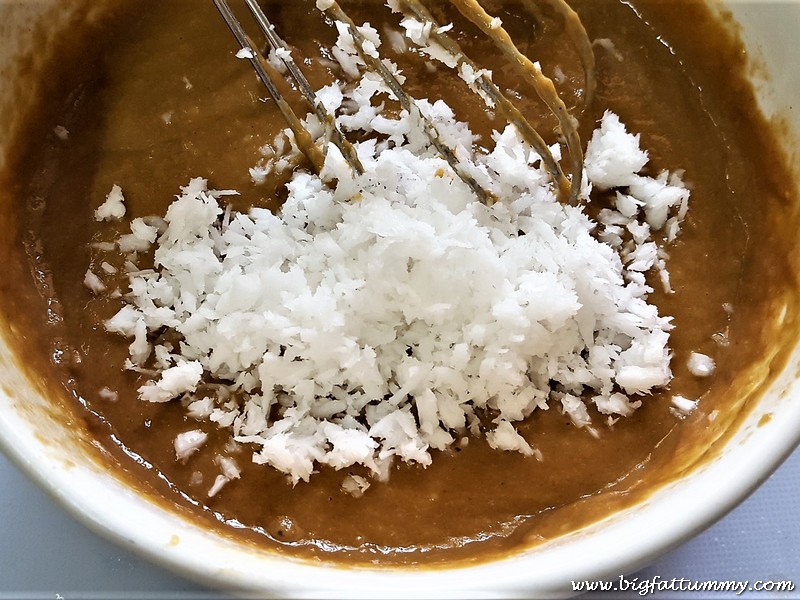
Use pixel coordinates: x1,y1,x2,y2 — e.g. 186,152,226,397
93,22,690,489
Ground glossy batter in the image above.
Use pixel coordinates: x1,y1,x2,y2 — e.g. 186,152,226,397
1,0,798,565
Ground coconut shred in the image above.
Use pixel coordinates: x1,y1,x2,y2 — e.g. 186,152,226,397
89,22,690,490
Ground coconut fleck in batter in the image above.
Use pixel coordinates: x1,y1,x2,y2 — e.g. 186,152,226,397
1,0,798,565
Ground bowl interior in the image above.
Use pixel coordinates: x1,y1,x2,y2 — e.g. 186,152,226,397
1,1,799,597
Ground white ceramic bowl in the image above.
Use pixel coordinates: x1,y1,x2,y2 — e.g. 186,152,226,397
1,2,799,598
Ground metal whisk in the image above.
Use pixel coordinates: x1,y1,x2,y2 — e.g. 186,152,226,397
213,0,594,205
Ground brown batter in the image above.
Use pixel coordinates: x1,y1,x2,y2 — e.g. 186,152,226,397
0,0,798,566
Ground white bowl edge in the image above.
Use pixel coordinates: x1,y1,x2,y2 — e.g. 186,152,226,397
0,1,799,598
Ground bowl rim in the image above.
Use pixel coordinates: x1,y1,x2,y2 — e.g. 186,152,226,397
2,0,800,596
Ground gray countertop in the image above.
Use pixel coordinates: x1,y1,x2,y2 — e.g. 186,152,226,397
1,448,799,599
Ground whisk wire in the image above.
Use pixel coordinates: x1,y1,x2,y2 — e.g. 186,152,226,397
449,0,585,205
213,0,326,173
242,0,365,175
523,0,596,111
319,0,494,204
397,0,571,202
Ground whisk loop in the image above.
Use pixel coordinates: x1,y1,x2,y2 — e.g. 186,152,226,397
213,0,594,205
